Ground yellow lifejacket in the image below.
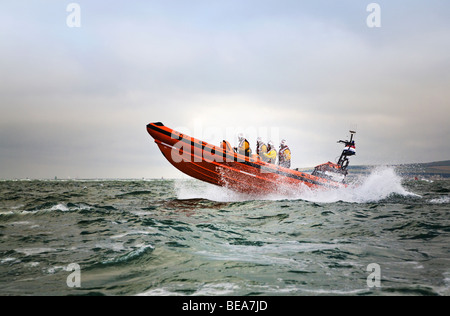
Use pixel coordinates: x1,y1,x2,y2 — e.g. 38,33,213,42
238,139,251,156
257,142,269,162
263,148,277,164
278,146,291,168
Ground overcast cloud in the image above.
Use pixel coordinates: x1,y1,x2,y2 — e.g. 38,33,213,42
1,0,449,179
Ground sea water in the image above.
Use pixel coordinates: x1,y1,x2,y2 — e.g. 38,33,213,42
0,167,449,296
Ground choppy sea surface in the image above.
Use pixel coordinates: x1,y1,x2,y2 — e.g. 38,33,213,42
0,167,449,296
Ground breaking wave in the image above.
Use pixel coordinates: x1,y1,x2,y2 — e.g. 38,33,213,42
296,166,419,203
175,166,419,203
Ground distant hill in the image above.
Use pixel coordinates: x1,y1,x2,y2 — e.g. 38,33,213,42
395,160,450,178
347,160,450,179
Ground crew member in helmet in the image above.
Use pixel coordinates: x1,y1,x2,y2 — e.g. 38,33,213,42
256,137,269,162
263,141,277,164
235,133,252,157
278,139,291,169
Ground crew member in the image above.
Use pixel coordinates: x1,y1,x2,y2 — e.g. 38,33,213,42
263,141,277,164
235,133,252,157
343,140,356,156
278,139,291,169
256,137,269,162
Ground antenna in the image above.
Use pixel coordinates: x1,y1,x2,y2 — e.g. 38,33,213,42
349,130,356,142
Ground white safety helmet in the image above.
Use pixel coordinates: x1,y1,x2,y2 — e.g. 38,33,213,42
280,139,287,147
238,133,244,141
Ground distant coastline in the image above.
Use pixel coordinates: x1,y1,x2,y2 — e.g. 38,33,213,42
348,160,450,179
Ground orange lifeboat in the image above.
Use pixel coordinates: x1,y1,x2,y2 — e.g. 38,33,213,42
146,122,351,195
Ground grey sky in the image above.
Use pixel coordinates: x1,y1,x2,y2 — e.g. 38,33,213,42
1,1,449,179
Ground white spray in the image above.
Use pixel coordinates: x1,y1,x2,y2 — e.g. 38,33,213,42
174,166,419,203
